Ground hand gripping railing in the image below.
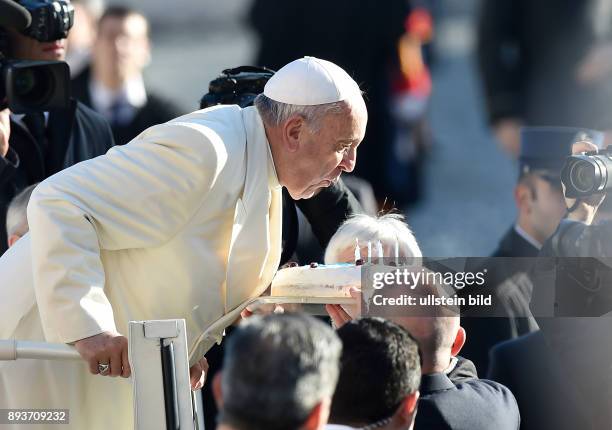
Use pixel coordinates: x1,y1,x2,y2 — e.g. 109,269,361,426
0,295,355,429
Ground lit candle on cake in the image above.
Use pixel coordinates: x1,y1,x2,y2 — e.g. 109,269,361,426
377,241,384,264
394,239,399,266
367,241,372,263
354,238,361,262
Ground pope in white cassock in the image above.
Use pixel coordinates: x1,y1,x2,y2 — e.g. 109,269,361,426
0,56,367,429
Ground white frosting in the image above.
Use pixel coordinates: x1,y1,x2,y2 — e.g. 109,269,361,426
271,263,361,298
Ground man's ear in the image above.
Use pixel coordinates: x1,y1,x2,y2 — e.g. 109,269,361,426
450,326,466,357
514,182,534,213
212,371,223,410
300,400,329,430
389,391,420,428
283,116,305,152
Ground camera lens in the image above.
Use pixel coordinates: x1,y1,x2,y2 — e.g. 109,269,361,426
570,160,597,193
13,67,54,107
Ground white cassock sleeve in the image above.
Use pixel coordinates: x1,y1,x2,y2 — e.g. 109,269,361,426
27,121,228,344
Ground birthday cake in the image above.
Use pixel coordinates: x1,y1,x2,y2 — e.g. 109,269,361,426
271,263,362,298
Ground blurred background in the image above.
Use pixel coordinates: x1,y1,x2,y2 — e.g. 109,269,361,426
76,0,518,257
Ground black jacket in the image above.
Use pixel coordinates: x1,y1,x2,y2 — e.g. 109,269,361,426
491,227,539,258
0,100,114,254
71,67,182,145
497,220,612,429
415,371,520,430
460,227,540,375
281,178,362,265
489,331,592,430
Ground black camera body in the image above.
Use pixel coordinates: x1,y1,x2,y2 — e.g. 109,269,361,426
0,0,73,112
18,0,74,42
0,58,70,112
199,66,275,109
561,147,612,198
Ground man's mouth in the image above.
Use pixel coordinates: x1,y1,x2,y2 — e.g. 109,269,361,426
42,42,65,53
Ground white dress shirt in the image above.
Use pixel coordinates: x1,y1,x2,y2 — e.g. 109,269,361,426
89,75,147,125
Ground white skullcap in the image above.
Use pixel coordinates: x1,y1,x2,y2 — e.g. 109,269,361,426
263,56,362,105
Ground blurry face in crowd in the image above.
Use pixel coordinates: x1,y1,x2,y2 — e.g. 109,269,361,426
93,13,150,83
6,29,67,61
66,2,98,53
521,174,566,244
283,100,367,200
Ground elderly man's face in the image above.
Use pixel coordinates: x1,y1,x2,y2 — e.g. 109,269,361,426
286,101,367,199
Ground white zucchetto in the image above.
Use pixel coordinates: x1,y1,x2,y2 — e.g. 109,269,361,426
263,56,362,105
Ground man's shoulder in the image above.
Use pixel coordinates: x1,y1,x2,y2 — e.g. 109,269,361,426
141,92,183,119
417,377,519,430
74,100,108,128
492,330,543,354
164,105,254,155
166,105,245,137
454,378,516,402
490,331,546,373
131,105,249,170
421,375,514,402
72,101,115,150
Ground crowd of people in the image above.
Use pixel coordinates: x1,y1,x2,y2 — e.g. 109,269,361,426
1,0,612,429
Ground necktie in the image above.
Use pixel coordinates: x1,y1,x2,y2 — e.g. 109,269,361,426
23,112,48,151
109,98,128,126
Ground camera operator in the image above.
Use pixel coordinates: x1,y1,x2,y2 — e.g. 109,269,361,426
462,127,604,375
548,141,609,252
0,0,114,255
511,140,612,429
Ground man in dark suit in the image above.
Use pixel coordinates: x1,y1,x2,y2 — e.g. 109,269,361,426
71,6,181,145
489,330,592,430
461,127,604,375
0,1,114,255
394,310,520,429
328,318,421,430
327,284,520,429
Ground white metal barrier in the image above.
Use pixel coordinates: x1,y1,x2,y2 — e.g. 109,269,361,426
0,296,353,429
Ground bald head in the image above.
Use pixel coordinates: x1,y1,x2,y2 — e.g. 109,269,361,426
394,316,462,373
391,275,465,374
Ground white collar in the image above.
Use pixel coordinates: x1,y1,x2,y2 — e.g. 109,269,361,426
444,356,458,374
89,75,147,113
326,425,359,430
265,135,281,190
10,112,49,129
246,106,281,190
514,224,542,250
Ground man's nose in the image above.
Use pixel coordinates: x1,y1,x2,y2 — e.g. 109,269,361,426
339,147,357,173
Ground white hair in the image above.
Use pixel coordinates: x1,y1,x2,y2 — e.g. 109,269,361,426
6,184,37,238
254,94,349,133
324,213,422,264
